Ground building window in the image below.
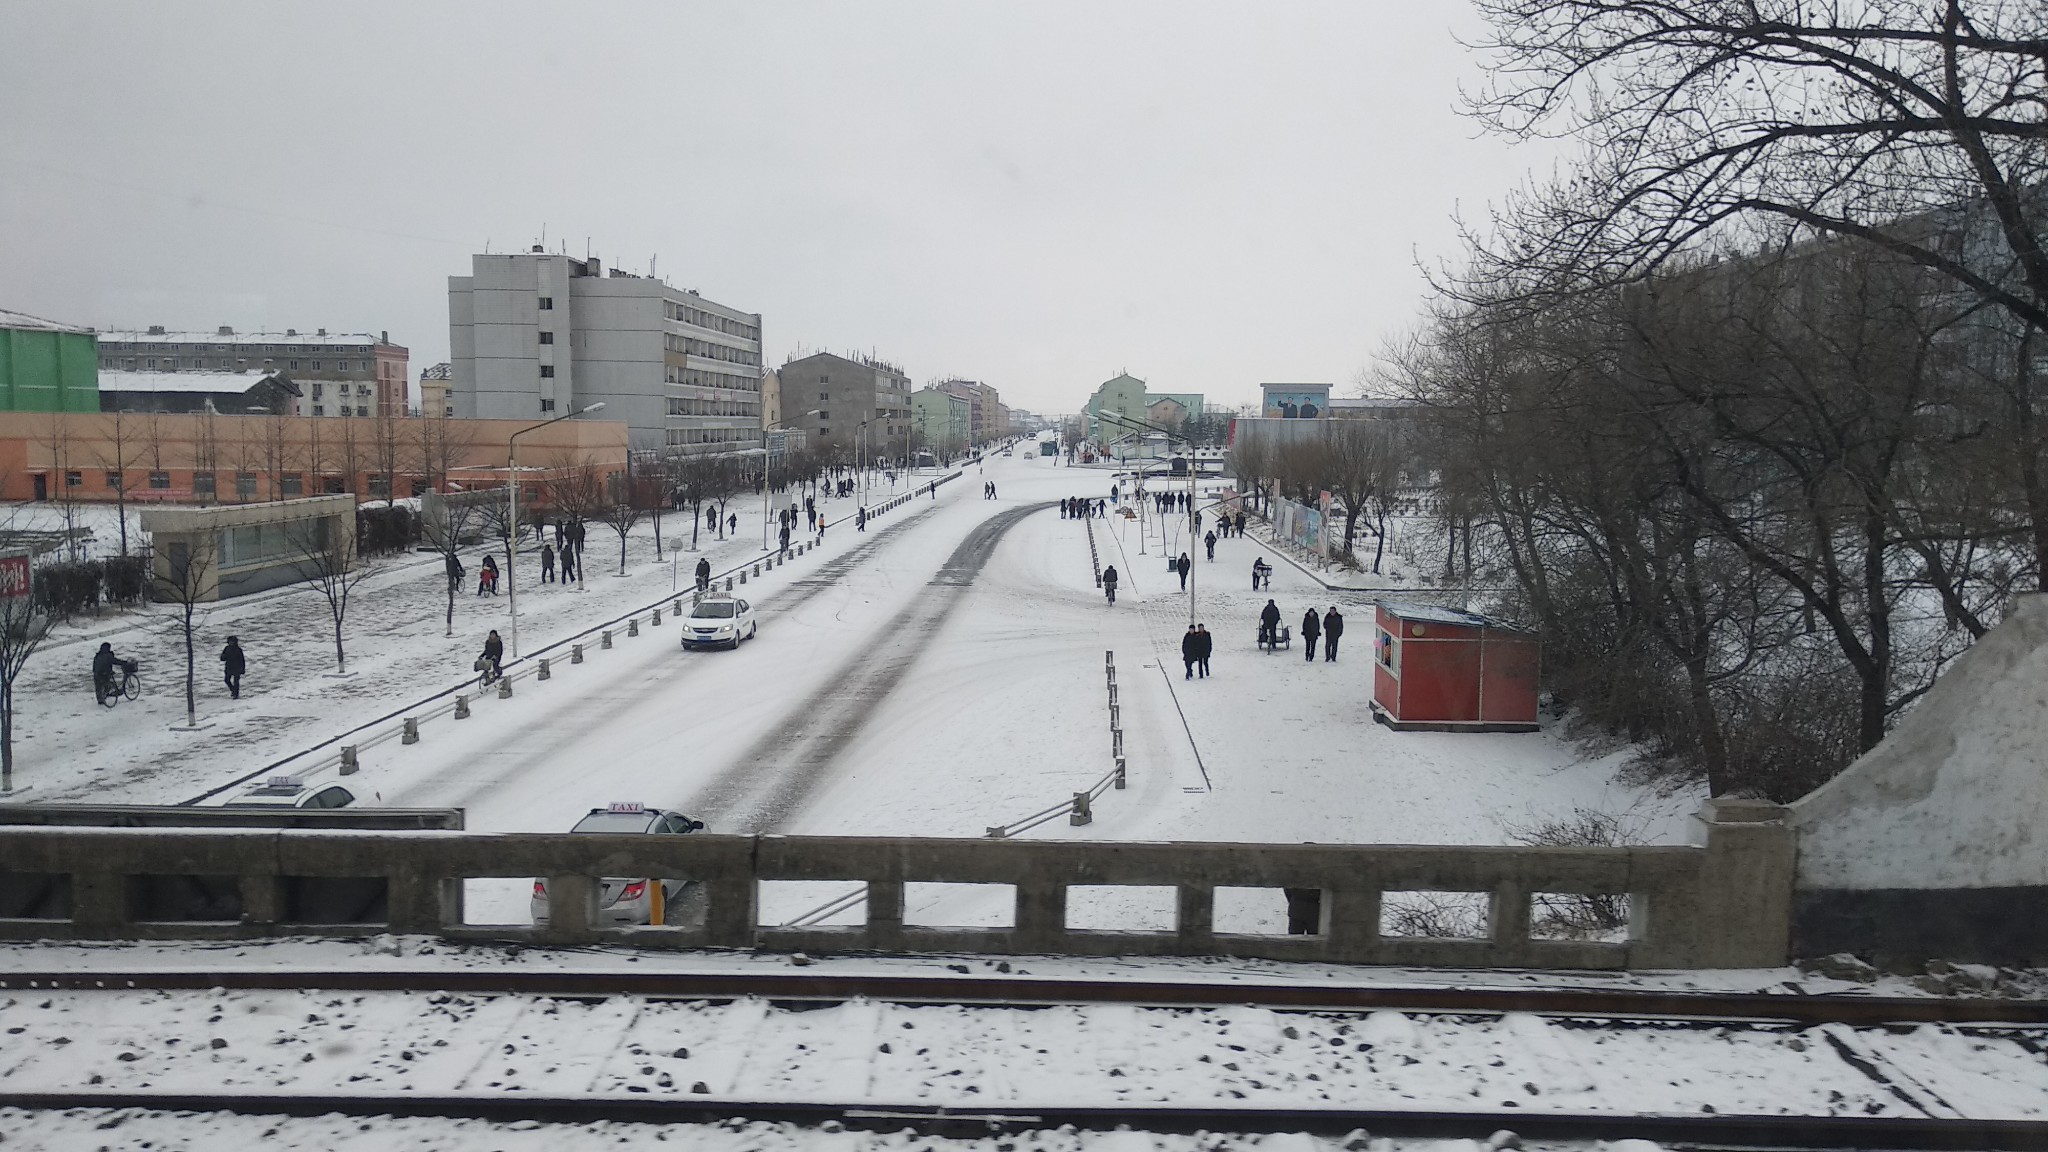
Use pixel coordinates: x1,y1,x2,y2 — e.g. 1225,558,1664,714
101,358,113,369
148,471,170,490
105,470,123,490
64,471,82,488
820,392,830,401
368,476,390,498
236,472,258,500
538,296,554,310
356,405,368,417
281,473,303,498
539,365,555,378
312,381,323,399
144,358,156,370
540,399,556,412
538,331,554,344
289,359,300,370
311,360,322,371
194,473,216,499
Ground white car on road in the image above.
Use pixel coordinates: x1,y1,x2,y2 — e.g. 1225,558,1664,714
681,595,756,650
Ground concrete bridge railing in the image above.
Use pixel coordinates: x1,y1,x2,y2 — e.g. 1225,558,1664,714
0,798,1791,969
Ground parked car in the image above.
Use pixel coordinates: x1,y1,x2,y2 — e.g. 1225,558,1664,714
530,802,707,927
681,595,756,650
224,776,355,810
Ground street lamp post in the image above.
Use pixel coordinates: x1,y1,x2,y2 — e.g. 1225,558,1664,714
1101,409,1200,625
507,401,604,659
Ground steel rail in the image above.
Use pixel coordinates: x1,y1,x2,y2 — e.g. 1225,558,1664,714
3,968,2045,1026
0,1092,2043,1149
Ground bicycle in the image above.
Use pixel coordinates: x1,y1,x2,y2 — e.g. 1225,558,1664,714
96,664,141,708
474,656,502,691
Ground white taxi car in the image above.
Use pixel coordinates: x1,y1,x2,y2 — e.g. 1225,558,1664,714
224,776,356,810
530,802,707,927
681,595,756,650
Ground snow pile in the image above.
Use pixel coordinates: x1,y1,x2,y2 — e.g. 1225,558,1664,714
1792,594,2048,889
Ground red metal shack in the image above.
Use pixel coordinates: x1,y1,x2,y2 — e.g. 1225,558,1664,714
1371,603,1540,732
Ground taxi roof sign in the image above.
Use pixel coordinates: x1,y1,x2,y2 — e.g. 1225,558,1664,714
607,801,646,813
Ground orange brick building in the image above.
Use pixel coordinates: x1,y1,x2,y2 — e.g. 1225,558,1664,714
0,411,629,505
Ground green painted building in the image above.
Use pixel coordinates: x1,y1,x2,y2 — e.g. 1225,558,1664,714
0,309,99,413
911,387,971,456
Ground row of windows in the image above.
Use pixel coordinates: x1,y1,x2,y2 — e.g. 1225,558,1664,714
666,302,759,343
664,427,761,446
663,334,761,367
102,357,372,373
664,368,759,393
666,398,761,418
310,405,371,417
102,342,376,353
309,381,376,400
77,469,427,499
816,424,903,439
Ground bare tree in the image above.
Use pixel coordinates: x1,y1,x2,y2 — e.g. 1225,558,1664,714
286,514,371,674
0,552,53,793
37,415,85,561
95,409,146,556
152,532,218,729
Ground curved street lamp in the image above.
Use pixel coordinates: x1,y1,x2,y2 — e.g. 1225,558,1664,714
507,401,604,659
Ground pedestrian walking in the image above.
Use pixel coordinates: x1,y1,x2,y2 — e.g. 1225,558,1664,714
695,557,711,592
1251,557,1272,590
478,554,499,596
1204,530,1217,561
727,513,738,536
560,545,577,583
1236,512,1247,537
219,636,246,699
1195,624,1212,677
856,508,867,532
780,523,791,553
445,552,465,596
1323,607,1344,661
1302,608,1322,661
1259,599,1281,651
479,629,504,682
540,543,556,583
1176,552,1191,592
1181,625,1199,680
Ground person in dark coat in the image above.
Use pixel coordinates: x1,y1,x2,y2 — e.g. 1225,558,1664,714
1176,552,1192,591
478,554,499,596
219,636,246,699
1195,624,1213,677
1181,625,1199,679
540,543,556,583
480,629,504,681
445,552,464,595
695,557,712,592
1259,599,1282,651
1204,530,1217,561
1302,608,1322,662
1323,607,1344,661
1101,564,1119,604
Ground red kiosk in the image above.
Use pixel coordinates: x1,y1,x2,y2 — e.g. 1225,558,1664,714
1371,603,1541,732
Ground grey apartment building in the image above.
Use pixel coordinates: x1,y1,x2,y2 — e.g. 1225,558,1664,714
95,326,410,418
446,249,763,455
778,352,912,463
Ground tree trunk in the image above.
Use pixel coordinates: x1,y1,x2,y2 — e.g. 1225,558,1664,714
183,615,197,728
1372,504,1388,574
2,679,13,793
333,613,347,673
445,567,455,637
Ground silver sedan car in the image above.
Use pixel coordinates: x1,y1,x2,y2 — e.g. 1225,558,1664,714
530,803,706,927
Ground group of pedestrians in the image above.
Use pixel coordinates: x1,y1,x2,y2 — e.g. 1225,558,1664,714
1258,600,1346,661
1179,624,1214,679
982,481,999,499
1060,496,1108,518
1152,491,1193,514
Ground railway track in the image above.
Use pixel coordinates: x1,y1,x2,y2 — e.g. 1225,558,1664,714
5,964,2047,1147
3,966,2044,1026
0,1092,2043,1149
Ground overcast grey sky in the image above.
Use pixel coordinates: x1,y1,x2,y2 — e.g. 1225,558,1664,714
0,1,1547,415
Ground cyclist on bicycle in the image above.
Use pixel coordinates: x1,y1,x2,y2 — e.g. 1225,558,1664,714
1101,565,1119,605
479,629,504,683
93,642,137,704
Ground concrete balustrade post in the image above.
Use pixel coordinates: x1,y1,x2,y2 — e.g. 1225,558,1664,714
402,717,419,745
454,695,470,719
340,746,359,775
601,630,613,649
628,618,640,637
1069,791,1092,826
572,643,584,664
538,658,551,680
497,677,513,699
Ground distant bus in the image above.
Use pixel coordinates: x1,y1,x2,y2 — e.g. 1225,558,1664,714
1040,441,1057,456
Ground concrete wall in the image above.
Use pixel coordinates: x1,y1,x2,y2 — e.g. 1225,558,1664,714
0,799,1794,968
1790,594,2048,966
140,494,357,602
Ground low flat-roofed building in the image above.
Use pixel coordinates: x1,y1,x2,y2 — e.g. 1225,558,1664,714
98,370,302,416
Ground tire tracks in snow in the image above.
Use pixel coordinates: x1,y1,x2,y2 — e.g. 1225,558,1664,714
685,503,1053,833
398,503,945,814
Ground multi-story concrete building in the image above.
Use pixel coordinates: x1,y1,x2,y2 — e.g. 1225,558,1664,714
934,378,1005,445
446,250,763,456
418,362,452,417
779,352,911,462
1085,372,1204,441
94,326,408,418
910,387,971,457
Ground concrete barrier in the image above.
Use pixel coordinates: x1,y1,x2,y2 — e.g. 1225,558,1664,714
538,658,551,681
402,717,419,745
339,746,359,776
572,644,584,665
628,618,639,637
496,677,512,699
454,695,470,719
0,800,1792,968
601,630,613,649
